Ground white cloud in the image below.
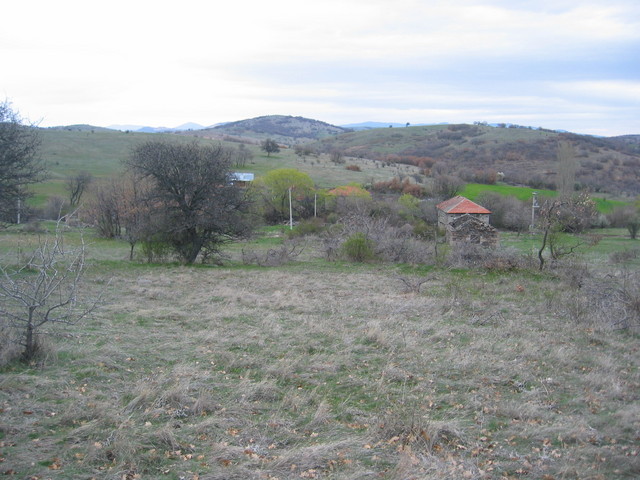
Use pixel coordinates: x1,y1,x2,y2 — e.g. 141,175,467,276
1,0,639,135
549,80,640,103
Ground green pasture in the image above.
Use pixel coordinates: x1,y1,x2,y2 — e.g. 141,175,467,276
461,183,629,214
28,129,414,208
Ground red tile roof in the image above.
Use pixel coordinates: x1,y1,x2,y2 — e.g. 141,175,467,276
436,196,491,214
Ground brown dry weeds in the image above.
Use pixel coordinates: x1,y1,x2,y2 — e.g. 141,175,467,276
0,265,638,479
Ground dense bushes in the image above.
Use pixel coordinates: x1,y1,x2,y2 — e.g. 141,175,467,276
475,192,529,232
340,233,376,262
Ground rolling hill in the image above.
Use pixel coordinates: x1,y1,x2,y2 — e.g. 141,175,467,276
310,123,640,196
187,115,350,144
32,117,640,203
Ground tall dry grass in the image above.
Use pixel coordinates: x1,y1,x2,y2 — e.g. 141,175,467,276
0,263,638,479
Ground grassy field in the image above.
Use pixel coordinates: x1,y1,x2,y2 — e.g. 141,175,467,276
0,226,638,479
31,128,631,216
30,129,417,208
460,183,629,214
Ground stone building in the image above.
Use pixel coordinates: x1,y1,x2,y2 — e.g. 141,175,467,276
446,214,499,247
436,196,499,247
436,196,491,229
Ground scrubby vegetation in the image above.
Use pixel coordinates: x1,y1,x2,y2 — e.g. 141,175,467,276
314,124,640,196
0,222,638,479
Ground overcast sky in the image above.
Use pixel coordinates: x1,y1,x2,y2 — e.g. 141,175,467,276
2,0,639,136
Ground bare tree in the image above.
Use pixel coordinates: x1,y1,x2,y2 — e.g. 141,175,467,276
65,171,93,207
0,100,44,222
294,144,316,159
537,193,597,270
0,217,99,362
432,174,464,199
234,144,253,168
85,178,123,238
126,140,251,264
330,149,345,164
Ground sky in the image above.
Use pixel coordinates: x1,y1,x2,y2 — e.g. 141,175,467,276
2,0,639,136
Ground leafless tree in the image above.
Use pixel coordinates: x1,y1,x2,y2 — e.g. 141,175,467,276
294,144,316,158
234,144,253,168
65,171,93,206
0,216,100,362
330,149,345,164
432,174,464,199
537,193,597,270
85,178,123,238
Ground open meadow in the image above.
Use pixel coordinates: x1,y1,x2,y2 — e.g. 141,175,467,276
30,128,420,209
0,226,638,479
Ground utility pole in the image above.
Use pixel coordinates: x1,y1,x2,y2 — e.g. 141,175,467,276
530,192,539,230
288,187,293,230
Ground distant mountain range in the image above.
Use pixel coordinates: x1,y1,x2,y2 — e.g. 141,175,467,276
44,114,640,195
106,118,570,135
108,119,437,133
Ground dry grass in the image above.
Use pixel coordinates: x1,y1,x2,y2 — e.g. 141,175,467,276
0,261,638,479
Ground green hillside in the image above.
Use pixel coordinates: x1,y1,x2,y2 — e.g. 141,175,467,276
29,119,639,209
33,129,217,201
312,123,640,196
31,127,416,204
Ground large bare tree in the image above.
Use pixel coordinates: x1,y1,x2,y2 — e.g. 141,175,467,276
126,140,251,264
0,101,44,222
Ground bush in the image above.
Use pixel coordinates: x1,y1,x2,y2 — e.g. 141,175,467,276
609,248,640,264
375,235,433,264
476,192,528,232
341,233,376,262
43,196,68,220
552,269,640,330
446,244,527,271
287,217,326,238
140,240,172,263
242,239,305,266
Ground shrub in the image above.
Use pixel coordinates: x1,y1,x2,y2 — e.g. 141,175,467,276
609,248,640,264
341,232,376,262
242,239,305,266
374,235,433,264
446,244,526,271
140,239,172,263
555,269,640,330
345,164,361,172
287,217,326,238
43,196,68,220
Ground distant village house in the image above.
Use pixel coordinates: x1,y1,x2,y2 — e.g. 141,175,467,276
436,196,499,247
230,172,254,187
